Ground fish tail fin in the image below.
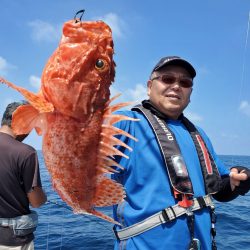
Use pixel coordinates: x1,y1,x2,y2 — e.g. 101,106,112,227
0,77,54,113
91,209,121,225
12,104,47,135
93,176,125,207
73,208,120,224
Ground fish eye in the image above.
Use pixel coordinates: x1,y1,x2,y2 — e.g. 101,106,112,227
95,59,107,71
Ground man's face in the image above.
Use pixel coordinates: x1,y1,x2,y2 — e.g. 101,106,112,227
147,65,193,119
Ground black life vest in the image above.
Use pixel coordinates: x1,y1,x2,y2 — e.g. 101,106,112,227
132,101,221,197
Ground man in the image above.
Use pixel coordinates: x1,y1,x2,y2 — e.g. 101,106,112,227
112,56,250,250
0,101,47,250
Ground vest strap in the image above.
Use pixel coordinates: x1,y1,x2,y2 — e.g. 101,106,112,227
132,105,194,195
113,195,214,241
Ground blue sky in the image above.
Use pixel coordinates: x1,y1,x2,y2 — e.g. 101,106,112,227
0,0,250,156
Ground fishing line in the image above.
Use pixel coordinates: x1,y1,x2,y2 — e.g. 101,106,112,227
46,200,114,234
230,11,250,163
238,11,250,112
46,201,52,250
59,205,65,250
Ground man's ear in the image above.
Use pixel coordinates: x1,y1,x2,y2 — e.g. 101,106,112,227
147,80,152,97
189,88,193,102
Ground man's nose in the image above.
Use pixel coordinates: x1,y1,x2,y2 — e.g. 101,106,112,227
171,80,181,89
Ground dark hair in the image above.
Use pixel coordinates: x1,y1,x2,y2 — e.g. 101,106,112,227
1,100,28,127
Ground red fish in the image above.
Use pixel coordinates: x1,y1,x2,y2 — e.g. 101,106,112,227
0,13,137,224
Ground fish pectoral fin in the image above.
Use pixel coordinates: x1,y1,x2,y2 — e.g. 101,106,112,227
12,104,47,136
93,176,125,207
24,92,54,113
0,77,54,113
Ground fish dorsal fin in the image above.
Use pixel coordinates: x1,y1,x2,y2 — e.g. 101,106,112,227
0,77,54,113
12,104,47,136
96,98,139,174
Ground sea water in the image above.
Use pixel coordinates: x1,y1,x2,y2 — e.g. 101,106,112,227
34,153,250,249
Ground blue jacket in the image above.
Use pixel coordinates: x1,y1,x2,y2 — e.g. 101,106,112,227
113,110,229,250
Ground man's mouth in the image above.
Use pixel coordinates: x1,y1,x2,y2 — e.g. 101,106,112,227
166,94,180,100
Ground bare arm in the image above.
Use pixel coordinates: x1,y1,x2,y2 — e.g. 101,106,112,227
27,186,47,208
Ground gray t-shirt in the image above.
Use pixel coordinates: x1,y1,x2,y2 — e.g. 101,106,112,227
0,132,42,246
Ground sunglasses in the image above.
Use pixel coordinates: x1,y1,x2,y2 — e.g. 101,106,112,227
151,74,193,88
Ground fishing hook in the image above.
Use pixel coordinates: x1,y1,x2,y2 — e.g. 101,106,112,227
74,9,85,23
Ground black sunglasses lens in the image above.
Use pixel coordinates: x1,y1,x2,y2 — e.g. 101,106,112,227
161,75,176,84
180,79,193,88
154,74,193,88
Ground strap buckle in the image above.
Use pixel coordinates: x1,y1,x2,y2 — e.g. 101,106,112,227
174,190,194,208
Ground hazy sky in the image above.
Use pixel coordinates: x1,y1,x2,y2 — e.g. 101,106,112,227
0,0,249,156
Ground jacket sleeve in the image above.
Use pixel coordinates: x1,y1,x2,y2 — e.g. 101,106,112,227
212,175,239,202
